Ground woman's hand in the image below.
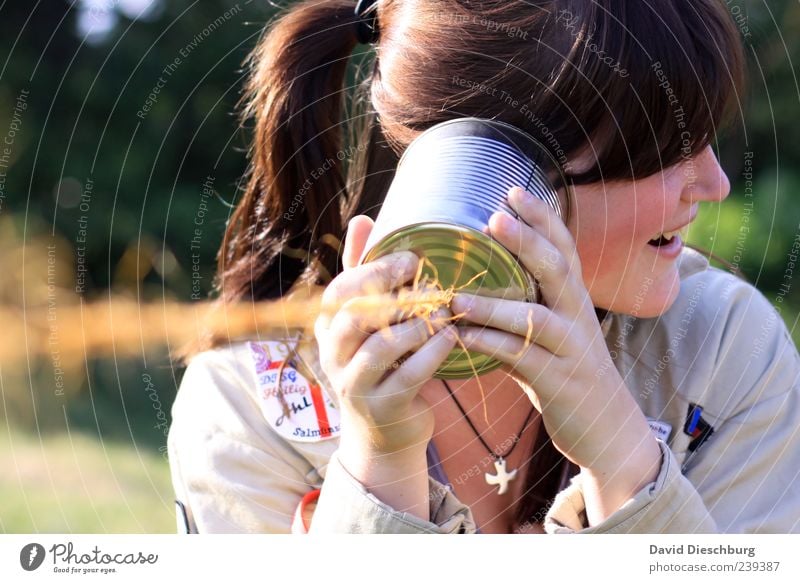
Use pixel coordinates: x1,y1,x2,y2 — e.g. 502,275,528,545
451,186,662,525
313,216,457,519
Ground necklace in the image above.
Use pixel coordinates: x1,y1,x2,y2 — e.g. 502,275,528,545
440,379,537,495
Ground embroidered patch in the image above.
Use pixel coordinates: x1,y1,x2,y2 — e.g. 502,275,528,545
646,417,673,442
249,341,341,442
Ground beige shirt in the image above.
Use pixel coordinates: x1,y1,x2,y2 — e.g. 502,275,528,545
167,248,800,533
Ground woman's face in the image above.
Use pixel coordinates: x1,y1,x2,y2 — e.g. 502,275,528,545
565,146,730,318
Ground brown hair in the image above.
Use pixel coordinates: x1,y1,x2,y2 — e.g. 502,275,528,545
216,0,745,528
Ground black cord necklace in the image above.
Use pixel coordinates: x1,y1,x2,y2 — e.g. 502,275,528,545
440,379,537,495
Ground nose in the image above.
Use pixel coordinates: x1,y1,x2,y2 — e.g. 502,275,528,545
682,145,731,203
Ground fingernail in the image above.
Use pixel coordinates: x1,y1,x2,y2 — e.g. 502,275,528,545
490,212,511,229
399,251,418,268
451,293,473,313
496,213,518,233
508,186,525,199
443,326,458,341
390,252,417,278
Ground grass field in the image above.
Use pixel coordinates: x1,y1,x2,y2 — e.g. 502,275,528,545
0,424,175,533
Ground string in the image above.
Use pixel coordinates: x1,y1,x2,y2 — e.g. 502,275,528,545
440,378,537,461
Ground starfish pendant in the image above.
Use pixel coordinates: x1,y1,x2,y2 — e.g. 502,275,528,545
485,457,518,495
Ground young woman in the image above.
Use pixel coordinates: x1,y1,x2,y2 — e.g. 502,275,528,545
167,0,800,534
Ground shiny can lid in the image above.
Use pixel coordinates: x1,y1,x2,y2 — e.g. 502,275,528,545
363,222,536,379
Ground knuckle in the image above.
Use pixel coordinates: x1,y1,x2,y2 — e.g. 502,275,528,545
544,252,569,278
340,297,367,325
510,304,533,333
365,330,392,357
392,367,419,389
554,257,570,277
409,318,434,344
374,256,407,288
466,298,483,318
321,280,343,307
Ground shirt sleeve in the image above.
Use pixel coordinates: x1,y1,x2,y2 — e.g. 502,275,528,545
168,350,314,533
544,439,718,533
544,282,800,534
169,348,479,534
307,449,477,533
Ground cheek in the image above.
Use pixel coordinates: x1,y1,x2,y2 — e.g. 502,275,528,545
568,181,674,262
568,192,639,280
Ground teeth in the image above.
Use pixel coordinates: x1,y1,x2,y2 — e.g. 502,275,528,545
652,228,684,242
650,224,691,245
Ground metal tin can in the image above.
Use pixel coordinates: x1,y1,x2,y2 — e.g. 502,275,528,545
359,117,570,378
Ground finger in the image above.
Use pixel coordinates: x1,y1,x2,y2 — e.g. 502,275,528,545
508,186,578,265
343,215,374,270
497,363,543,413
458,325,559,384
328,299,450,365
488,210,587,318
317,250,420,328
379,326,459,400
450,293,571,356
346,317,449,388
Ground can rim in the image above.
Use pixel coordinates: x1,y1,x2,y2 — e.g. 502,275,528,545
361,221,537,303
361,221,535,379
397,117,573,224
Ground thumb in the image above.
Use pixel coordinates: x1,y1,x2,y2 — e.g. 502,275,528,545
342,215,374,270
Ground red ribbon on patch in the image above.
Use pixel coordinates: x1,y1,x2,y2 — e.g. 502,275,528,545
308,383,331,437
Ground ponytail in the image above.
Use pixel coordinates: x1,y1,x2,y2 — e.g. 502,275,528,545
218,0,370,304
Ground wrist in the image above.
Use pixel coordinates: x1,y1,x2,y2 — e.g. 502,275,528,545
580,432,662,526
336,438,431,520
337,437,428,474
336,434,429,490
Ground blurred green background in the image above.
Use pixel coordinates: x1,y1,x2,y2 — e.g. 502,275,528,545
0,0,798,533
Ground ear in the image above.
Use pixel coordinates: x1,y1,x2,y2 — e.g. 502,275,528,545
342,215,374,270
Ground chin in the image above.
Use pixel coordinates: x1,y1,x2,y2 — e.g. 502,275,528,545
593,269,681,318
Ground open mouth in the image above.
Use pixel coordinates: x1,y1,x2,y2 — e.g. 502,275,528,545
647,233,678,247
646,228,685,256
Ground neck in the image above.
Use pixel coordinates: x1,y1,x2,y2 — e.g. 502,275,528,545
425,369,536,438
